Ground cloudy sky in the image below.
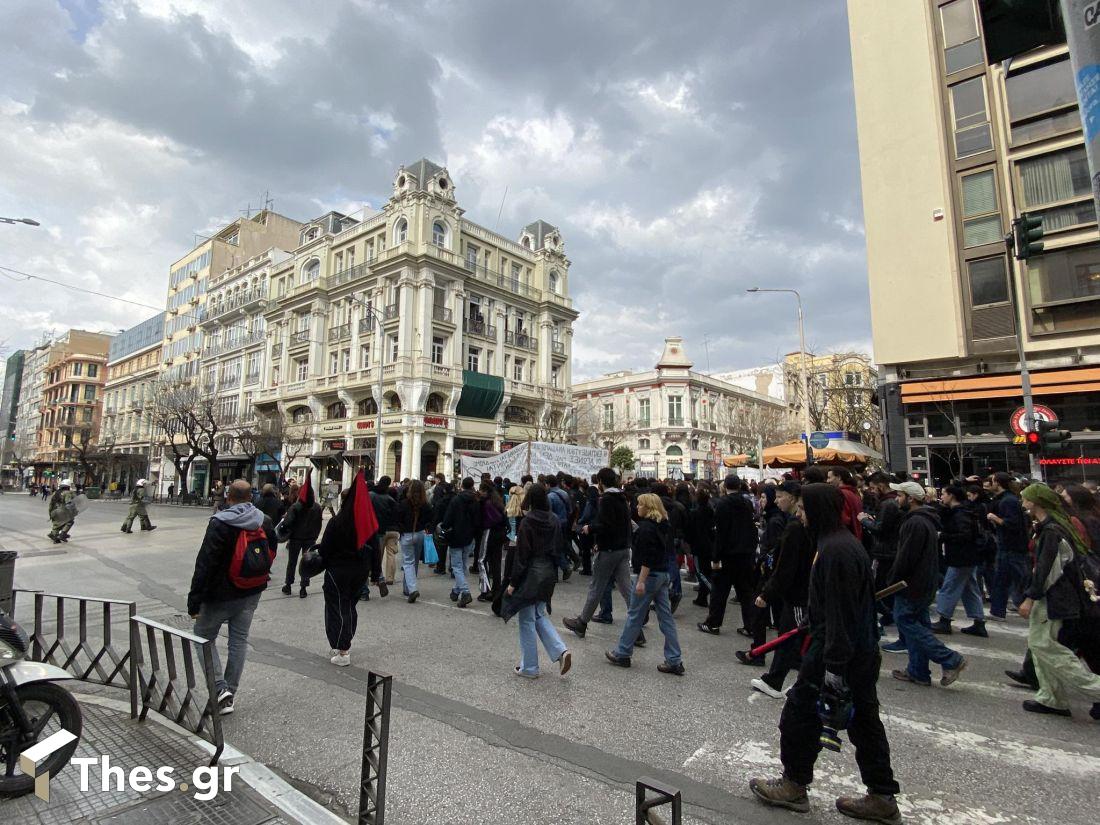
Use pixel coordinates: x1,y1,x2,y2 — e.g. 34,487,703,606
0,0,870,379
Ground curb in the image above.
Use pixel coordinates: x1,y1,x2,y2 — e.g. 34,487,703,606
74,691,350,825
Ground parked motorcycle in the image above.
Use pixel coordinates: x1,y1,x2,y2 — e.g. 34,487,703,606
0,610,82,796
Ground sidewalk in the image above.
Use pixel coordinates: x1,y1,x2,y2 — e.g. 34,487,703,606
1,688,349,825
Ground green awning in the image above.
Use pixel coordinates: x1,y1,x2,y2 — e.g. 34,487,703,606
456,370,504,420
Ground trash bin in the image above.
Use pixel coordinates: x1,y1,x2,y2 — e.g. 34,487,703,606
84,486,101,500
0,551,17,616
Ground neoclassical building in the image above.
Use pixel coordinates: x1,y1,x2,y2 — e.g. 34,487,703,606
258,158,577,482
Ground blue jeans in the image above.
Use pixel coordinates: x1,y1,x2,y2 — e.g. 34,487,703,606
893,595,962,682
400,532,423,595
990,550,1029,618
516,602,568,675
667,549,682,598
613,572,682,666
192,592,261,695
935,566,984,622
449,542,473,595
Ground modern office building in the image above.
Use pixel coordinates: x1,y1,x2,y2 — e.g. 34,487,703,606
0,350,25,487
849,0,1100,483
257,158,577,483
101,312,166,492
572,338,790,479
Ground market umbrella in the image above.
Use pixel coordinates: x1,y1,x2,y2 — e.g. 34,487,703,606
722,454,752,468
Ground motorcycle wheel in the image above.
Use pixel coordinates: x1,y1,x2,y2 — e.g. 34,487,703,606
0,682,83,797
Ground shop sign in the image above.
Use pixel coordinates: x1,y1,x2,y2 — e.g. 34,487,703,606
423,415,448,428
1039,457,1100,466
323,439,347,450
1009,404,1057,435
320,422,345,434
381,416,403,426
356,420,375,430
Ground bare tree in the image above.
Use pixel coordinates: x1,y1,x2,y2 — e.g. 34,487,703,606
148,380,227,493
277,419,313,480
783,352,881,449
8,434,35,487
718,399,798,453
570,397,638,453
235,413,285,484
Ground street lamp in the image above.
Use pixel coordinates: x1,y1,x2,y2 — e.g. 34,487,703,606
354,291,386,479
0,217,40,226
746,286,813,465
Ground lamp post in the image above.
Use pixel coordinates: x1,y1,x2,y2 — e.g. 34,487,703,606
354,292,386,480
747,287,813,465
0,217,40,226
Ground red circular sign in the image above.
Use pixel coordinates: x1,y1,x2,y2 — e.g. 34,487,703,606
1009,404,1057,436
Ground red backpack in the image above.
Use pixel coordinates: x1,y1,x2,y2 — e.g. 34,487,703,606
228,526,275,589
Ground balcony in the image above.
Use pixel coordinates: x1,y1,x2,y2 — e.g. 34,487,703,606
383,304,399,321
551,341,565,356
330,260,371,288
219,374,241,390
200,288,269,327
433,305,453,323
462,317,497,340
243,372,260,386
203,330,266,357
329,323,351,342
271,342,283,357
667,418,685,427
289,330,310,348
504,331,538,352
359,316,376,335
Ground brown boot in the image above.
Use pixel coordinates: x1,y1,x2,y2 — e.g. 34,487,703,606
749,776,810,813
835,793,901,824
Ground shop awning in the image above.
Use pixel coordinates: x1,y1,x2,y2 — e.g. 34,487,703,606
455,370,504,420
762,439,882,468
217,454,251,463
342,449,376,464
309,450,344,466
723,454,751,468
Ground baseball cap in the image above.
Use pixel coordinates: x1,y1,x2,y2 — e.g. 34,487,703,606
889,480,926,500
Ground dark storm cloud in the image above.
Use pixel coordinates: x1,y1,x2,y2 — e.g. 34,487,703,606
0,0,871,374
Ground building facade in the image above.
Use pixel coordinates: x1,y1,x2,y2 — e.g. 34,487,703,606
101,313,166,492
12,344,49,485
849,0,1100,483
256,158,576,485
0,350,25,487
572,338,790,480
33,330,113,483
710,364,787,402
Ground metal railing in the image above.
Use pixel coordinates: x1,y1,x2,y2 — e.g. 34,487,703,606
200,288,268,326
504,331,538,351
383,304,399,321
358,671,392,825
551,341,566,355
359,316,376,335
636,778,682,825
130,615,224,765
329,323,352,342
271,342,283,357
432,305,453,323
291,330,310,345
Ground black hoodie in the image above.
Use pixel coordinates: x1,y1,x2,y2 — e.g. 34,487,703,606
590,488,632,552
889,505,942,603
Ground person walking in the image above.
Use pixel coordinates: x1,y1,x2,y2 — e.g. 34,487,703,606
477,481,508,602
987,472,1029,621
697,476,758,636
1017,483,1100,718
370,477,400,586
931,484,987,637
687,485,716,608
167,482,176,502
121,478,157,533
502,484,572,678
255,483,285,527
562,468,639,640
187,480,276,714
749,483,901,823
604,494,684,675
279,471,323,598
321,478,341,518
397,479,431,603
431,476,456,575
887,481,967,688
47,479,77,543
440,477,481,608
318,471,380,667
737,484,788,667
859,473,903,633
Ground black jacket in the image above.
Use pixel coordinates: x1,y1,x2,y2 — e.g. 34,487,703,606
590,489,632,552
502,509,560,621
889,506,942,603
442,489,482,547
257,491,285,526
808,527,879,671
187,505,276,615
940,505,979,568
713,492,757,562
861,495,902,562
761,516,813,608
282,500,323,544
632,517,672,574
660,496,687,545
687,502,715,563
1025,518,1081,620
396,498,432,534
992,491,1028,554
760,507,789,557
370,489,399,533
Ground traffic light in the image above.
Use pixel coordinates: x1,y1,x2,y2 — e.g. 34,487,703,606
1025,430,1041,454
1012,213,1044,260
1037,419,1071,451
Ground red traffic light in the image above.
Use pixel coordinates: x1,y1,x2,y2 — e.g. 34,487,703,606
1025,431,1040,445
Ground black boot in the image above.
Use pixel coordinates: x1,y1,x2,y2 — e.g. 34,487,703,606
930,617,952,635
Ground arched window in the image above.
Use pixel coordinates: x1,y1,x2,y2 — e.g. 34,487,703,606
548,271,560,294
384,391,402,412
327,401,347,420
394,218,408,244
357,397,378,416
504,405,533,424
426,393,445,414
521,236,531,249
432,221,447,247
690,438,699,450
291,406,312,423
302,259,320,282
666,445,683,457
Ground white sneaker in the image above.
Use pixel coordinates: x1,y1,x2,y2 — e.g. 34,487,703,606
750,677,785,699
330,652,351,667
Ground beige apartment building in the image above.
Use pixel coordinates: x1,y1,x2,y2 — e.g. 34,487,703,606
258,158,577,483
572,338,790,480
849,0,1100,483
101,312,165,492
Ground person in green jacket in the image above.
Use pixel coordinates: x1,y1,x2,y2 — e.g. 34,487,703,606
121,478,157,533
47,478,76,543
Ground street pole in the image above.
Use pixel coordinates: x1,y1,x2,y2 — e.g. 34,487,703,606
1004,233,1043,480
1062,0,1100,219
354,292,385,481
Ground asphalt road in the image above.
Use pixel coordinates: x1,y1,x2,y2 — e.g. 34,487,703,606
2,493,1097,825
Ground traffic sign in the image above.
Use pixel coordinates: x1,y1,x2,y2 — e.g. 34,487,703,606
808,431,830,449
1009,404,1057,436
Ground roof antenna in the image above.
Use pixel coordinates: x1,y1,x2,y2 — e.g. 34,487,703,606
495,185,509,233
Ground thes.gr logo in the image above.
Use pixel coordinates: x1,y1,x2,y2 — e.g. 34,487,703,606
19,729,78,801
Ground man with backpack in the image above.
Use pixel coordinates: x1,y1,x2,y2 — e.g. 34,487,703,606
188,479,277,716
547,475,576,580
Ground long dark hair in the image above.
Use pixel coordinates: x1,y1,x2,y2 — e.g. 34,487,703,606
801,483,844,546
406,479,427,512
479,479,504,511
523,483,549,512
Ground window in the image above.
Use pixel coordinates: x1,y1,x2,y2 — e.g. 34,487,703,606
549,271,560,294
467,347,481,373
939,0,982,74
72,363,83,376
82,407,93,423
465,244,478,271
510,262,521,290
968,257,1009,307
357,397,377,416
329,351,340,375
550,366,560,388
328,402,347,420
431,336,445,365
302,259,320,282
341,348,351,372
666,445,683,457
1017,147,1096,232
359,343,371,369
1027,243,1100,306
346,247,355,269
960,170,1001,247
1006,59,1078,145
603,403,614,428
950,77,992,158
514,358,525,382
432,221,447,246
638,398,651,427
335,252,343,272
366,240,375,261
389,334,399,363
668,396,683,425
639,438,650,450
292,406,311,423
295,359,308,381
83,385,95,401
394,218,407,244
297,313,310,332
